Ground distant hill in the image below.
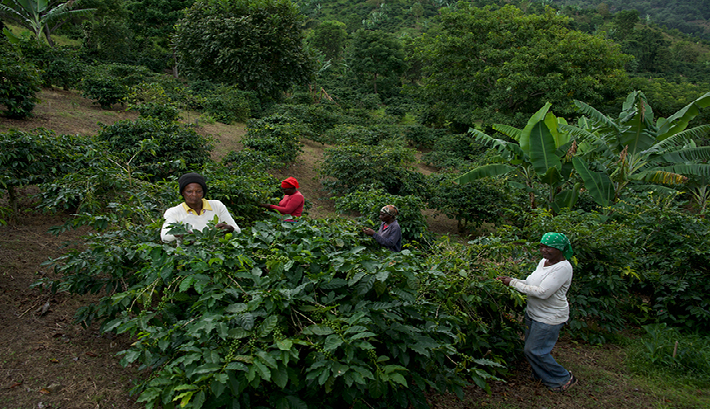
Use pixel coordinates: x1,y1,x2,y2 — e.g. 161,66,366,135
552,0,710,40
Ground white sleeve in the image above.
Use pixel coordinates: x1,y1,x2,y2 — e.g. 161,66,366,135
510,262,572,300
161,206,181,242
212,201,241,234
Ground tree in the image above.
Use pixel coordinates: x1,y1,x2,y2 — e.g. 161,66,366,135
562,91,710,204
349,28,406,96
126,0,193,43
173,0,315,103
612,9,639,40
308,20,348,61
454,103,585,212
620,26,671,74
411,4,630,129
0,0,95,46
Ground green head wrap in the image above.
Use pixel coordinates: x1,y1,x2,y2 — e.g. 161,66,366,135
540,232,573,260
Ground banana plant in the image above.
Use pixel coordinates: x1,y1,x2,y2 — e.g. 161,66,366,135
455,103,582,212
0,0,95,46
561,91,710,203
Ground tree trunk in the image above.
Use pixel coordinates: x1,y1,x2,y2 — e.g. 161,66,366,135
43,25,55,48
172,49,179,78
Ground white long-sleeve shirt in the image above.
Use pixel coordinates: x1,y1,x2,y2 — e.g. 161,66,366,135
510,259,573,325
161,199,240,242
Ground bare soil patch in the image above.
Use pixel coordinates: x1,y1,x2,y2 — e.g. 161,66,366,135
1,192,141,409
0,89,138,136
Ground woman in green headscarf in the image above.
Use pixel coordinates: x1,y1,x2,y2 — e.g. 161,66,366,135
496,233,578,392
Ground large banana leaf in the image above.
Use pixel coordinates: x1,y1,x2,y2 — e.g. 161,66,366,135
492,124,522,141
656,92,710,141
573,100,619,131
661,146,710,163
636,170,688,185
539,165,563,186
572,157,614,207
528,120,561,176
643,127,703,154
618,94,656,156
648,164,710,179
469,128,525,160
545,112,569,148
454,164,516,185
519,102,552,153
551,184,581,214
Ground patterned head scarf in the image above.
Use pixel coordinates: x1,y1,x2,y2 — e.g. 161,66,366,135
380,205,398,218
540,233,573,260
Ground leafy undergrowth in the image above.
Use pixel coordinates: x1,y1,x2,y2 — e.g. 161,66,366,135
2,90,709,409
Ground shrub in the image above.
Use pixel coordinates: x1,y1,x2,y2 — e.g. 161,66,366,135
15,41,85,90
44,49,86,90
334,183,431,245
319,144,425,196
81,64,157,109
130,102,181,122
201,162,281,225
80,70,127,109
422,132,487,170
43,217,482,409
422,236,532,372
321,124,406,146
0,45,41,119
268,102,352,138
0,129,81,213
427,174,512,232
222,149,285,174
402,124,449,150
243,114,305,163
201,84,253,124
612,192,710,332
95,118,213,181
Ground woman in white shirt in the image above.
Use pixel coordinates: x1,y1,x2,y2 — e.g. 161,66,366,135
161,172,240,242
497,232,578,392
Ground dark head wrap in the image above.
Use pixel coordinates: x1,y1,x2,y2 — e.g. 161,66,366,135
540,232,573,260
179,172,208,196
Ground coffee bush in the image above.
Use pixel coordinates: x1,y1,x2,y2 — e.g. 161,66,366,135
0,45,41,119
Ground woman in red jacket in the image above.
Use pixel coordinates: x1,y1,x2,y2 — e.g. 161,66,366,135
259,177,304,221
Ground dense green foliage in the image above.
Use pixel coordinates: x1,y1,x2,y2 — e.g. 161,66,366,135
0,40,41,118
333,184,431,245
554,0,710,40
94,117,214,181
412,4,631,128
174,0,315,103
628,323,710,387
348,28,406,97
319,144,425,196
243,114,306,163
5,0,710,406
81,63,157,108
0,129,77,212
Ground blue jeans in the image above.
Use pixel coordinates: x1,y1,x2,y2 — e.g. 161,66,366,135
524,313,571,389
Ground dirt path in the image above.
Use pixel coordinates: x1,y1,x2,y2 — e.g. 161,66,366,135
0,207,141,408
